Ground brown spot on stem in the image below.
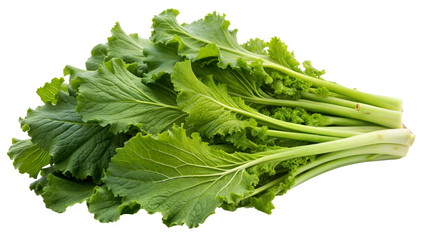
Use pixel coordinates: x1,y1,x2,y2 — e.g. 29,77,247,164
355,103,361,111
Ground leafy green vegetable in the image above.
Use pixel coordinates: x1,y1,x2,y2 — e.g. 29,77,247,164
7,139,50,178
87,185,140,223
86,44,109,71
41,174,95,213
152,9,402,111
36,77,67,104
107,22,150,66
20,90,128,182
7,9,414,228
105,126,412,227
105,126,260,227
75,58,186,134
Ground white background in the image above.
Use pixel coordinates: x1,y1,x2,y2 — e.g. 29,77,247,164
1,0,425,239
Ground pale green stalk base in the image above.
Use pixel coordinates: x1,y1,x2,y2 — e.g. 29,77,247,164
293,154,400,187
245,129,414,197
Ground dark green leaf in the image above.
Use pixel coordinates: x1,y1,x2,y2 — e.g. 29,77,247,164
76,58,186,134
41,174,95,213
87,185,140,223
85,43,109,70
105,126,259,228
20,91,127,181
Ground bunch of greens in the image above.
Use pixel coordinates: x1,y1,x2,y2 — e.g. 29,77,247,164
8,9,414,228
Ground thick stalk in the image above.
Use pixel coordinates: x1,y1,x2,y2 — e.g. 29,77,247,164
301,91,367,108
292,154,400,187
324,126,388,133
223,103,361,137
313,90,357,102
321,116,374,126
248,111,360,137
248,143,409,197
249,154,400,198
234,129,414,172
202,93,361,138
242,96,402,128
294,144,409,175
262,61,402,111
266,130,340,143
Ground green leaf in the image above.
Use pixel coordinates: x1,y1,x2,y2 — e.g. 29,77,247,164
20,91,127,181
241,38,267,55
151,9,262,68
264,70,311,98
221,187,277,214
7,139,50,178
192,60,270,98
247,190,276,214
30,167,54,195
302,60,326,79
76,58,186,134
41,174,95,213
265,107,327,127
87,185,140,223
150,10,404,112
108,22,151,66
36,77,65,105
173,61,258,135
63,65,86,89
85,43,109,70
150,10,324,102
266,37,301,72
142,41,184,83
104,126,259,228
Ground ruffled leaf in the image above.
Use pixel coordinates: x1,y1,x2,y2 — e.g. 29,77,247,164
7,139,50,178
36,77,66,105
107,22,151,66
41,174,95,213
85,43,109,70
104,126,259,228
151,9,261,68
241,38,267,55
267,37,301,72
142,42,183,83
20,91,127,182
172,61,266,149
87,185,140,223
76,58,186,134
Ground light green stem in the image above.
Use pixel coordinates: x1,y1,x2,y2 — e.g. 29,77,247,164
301,91,363,108
292,154,400,187
232,129,414,173
321,116,373,126
266,130,340,143
204,94,361,138
324,126,388,133
262,61,402,111
249,111,359,137
249,150,403,198
294,143,409,175
241,96,402,128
